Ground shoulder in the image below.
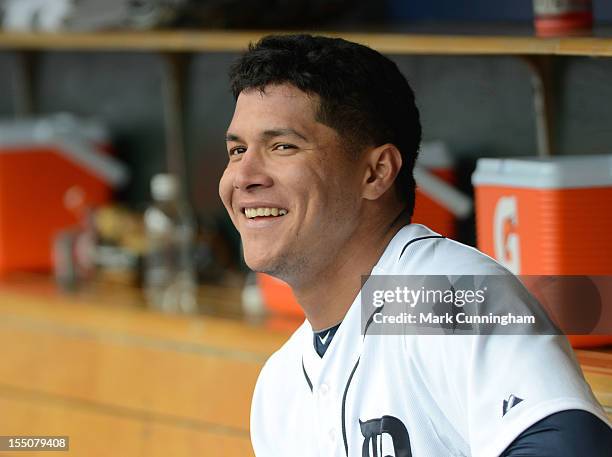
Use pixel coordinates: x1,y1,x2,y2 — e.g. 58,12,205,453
380,224,510,276
252,321,309,399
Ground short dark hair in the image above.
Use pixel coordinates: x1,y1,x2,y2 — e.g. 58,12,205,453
229,34,421,218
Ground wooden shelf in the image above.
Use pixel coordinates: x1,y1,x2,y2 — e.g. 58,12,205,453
0,29,612,56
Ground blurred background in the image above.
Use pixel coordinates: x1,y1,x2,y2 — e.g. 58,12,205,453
0,1,611,456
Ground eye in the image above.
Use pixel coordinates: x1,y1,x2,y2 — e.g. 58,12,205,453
273,143,296,151
229,146,247,156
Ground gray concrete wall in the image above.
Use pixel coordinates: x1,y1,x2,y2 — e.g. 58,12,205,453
0,50,610,216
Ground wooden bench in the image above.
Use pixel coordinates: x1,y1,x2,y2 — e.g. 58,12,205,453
0,275,609,456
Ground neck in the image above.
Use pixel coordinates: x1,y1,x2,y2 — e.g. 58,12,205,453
292,212,406,331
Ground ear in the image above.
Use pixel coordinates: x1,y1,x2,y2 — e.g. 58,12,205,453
361,143,403,201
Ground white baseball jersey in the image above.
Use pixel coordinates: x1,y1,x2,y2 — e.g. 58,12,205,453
251,224,610,457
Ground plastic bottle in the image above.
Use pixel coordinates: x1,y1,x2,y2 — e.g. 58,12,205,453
143,173,197,313
533,0,593,37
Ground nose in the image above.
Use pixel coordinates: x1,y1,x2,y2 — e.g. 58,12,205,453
232,149,273,191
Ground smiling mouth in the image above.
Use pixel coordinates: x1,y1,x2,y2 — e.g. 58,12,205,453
243,207,288,219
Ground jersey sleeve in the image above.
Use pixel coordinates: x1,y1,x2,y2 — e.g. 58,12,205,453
464,332,611,457
500,409,612,457
393,234,612,455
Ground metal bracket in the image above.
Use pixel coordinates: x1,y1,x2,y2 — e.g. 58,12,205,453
520,55,557,157
160,51,192,200
12,50,38,117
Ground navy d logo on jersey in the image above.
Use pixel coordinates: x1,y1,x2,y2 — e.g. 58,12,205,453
359,415,412,457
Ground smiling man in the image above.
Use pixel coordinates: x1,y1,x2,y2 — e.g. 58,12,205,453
219,34,611,456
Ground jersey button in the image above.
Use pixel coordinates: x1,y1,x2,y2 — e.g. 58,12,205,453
319,384,329,396
328,427,337,443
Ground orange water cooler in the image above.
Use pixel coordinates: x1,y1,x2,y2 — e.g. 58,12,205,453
0,115,128,275
472,155,612,347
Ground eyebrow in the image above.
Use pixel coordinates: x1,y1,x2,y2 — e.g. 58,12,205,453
225,128,308,143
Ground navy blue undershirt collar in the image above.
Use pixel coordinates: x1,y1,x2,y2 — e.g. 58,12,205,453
313,322,342,358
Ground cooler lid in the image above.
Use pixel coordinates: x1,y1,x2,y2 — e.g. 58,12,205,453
0,113,109,144
472,155,612,189
0,114,127,187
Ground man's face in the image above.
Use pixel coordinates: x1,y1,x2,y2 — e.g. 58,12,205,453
219,84,362,280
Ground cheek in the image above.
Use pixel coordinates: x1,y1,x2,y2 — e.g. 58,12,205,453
218,168,233,209
324,175,362,226
325,162,359,203
290,168,326,210
300,172,352,225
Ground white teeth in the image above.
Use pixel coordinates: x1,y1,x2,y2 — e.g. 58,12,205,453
244,207,288,219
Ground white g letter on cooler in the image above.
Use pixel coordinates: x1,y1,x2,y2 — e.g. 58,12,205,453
493,196,520,274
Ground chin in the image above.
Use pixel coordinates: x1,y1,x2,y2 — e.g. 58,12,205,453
243,249,277,274
245,253,295,283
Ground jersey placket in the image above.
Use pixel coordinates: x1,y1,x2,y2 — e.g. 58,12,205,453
302,293,365,457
